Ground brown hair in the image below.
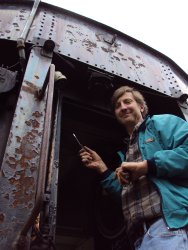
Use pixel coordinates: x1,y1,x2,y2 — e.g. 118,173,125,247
111,86,148,118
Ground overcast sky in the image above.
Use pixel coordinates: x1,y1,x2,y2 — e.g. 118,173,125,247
43,0,188,74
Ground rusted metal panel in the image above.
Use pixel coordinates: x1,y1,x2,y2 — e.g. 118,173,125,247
0,2,187,100
0,47,52,249
0,4,31,40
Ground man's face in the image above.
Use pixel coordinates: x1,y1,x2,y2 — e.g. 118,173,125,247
114,92,144,128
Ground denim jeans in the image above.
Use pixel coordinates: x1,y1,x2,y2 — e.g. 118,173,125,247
134,218,188,250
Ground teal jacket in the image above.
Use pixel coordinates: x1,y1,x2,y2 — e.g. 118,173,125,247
101,114,188,229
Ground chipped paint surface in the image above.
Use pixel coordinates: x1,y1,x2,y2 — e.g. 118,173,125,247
0,47,52,249
0,3,187,97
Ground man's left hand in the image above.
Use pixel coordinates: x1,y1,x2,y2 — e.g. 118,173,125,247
116,160,148,184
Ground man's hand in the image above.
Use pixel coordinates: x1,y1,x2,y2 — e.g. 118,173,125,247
79,146,108,174
115,160,148,185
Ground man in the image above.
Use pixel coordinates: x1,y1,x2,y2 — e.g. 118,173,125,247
79,86,188,249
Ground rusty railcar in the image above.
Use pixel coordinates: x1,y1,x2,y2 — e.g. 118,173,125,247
0,0,188,249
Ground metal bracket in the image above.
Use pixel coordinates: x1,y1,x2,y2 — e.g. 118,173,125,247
40,40,55,58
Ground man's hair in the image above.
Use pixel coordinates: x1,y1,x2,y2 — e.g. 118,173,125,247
111,86,148,118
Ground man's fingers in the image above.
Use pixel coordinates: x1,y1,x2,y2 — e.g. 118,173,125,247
81,155,93,162
116,170,130,185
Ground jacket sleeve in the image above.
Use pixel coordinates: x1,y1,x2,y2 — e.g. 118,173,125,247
100,170,122,203
148,114,188,179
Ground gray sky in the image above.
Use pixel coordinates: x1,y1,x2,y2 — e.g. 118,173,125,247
43,0,188,74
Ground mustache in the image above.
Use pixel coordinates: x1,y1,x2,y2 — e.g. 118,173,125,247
119,110,131,116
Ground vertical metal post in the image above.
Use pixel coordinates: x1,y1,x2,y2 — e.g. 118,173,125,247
0,46,52,249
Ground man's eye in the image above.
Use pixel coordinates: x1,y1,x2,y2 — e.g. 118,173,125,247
124,100,132,104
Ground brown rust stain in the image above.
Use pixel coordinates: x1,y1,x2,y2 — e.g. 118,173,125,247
0,213,5,224
9,171,35,208
22,80,38,95
22,86,36,95
6,130,40,171
25,119,40,128
15,131,39,159
32,111,43,118
16,136,21,143
0,228,12,238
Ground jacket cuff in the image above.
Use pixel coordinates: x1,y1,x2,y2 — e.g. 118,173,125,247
100,169,113,180
147,159,157,175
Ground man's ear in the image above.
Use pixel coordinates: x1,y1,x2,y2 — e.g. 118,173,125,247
140,105,145,113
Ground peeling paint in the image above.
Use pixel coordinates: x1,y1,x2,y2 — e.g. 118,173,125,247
118,52,124,56
128,57,145,68
82,39,97,53
67,24,76,28
112,56,120,62
95,33,103,42
138,63,145,68
101,46,114,53
128,57,136,66
34,75,39,79
66,30,76,38
11,131,39,164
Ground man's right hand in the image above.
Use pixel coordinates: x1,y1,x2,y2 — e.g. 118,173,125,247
79,146,108,174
